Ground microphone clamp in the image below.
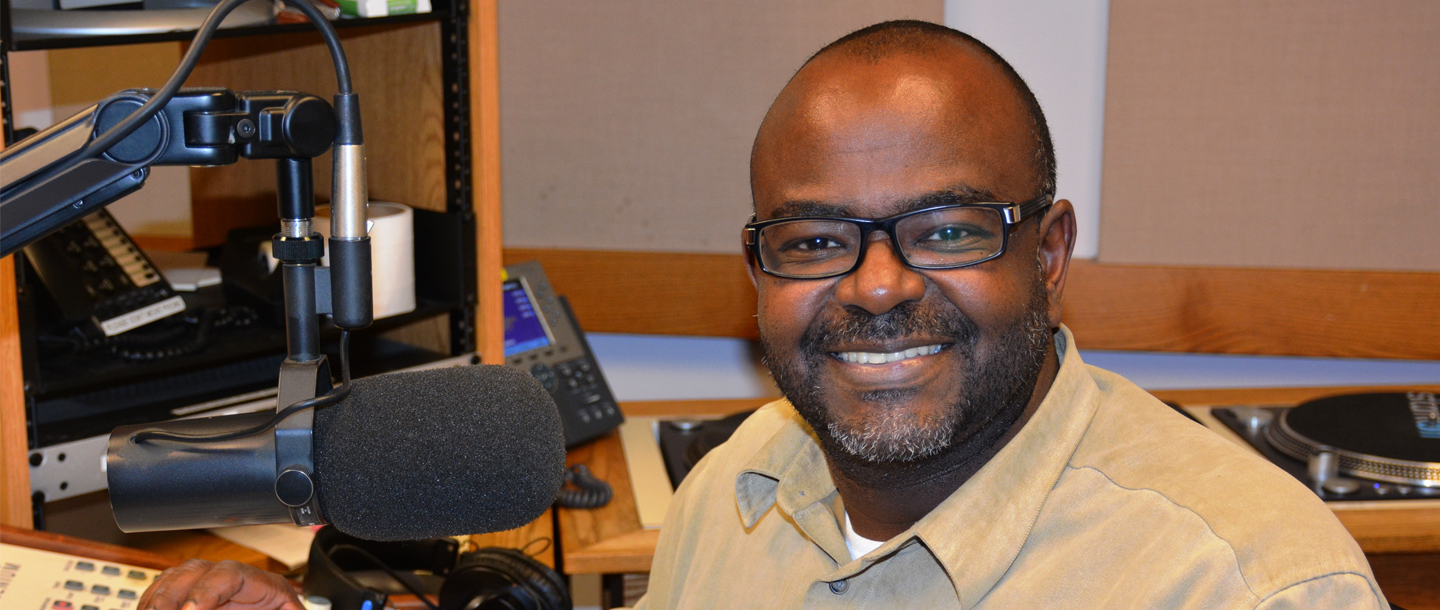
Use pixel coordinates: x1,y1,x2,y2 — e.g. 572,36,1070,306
276,465,326,526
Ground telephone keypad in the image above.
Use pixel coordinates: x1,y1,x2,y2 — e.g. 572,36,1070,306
505,262,624,446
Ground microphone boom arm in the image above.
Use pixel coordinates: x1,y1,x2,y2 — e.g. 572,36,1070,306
4,0,374,533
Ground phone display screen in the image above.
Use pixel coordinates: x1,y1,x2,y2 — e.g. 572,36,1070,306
503,279,551,357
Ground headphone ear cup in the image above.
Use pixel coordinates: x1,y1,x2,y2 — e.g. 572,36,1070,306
439,548,570,610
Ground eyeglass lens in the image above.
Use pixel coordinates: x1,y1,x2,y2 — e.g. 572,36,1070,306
757,207,1006,277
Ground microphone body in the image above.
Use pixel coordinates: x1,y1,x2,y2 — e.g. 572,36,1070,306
108,412,292,530
107,365,567,541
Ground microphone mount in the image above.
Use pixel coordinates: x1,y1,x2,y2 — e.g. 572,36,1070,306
1,0,373,530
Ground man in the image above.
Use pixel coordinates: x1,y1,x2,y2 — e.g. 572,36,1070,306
136,20,1384,610
634,20,1385,609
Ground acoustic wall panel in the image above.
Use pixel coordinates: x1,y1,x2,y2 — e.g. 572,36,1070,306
946,0,1111,260
499,0,944,254
1099,0,1440,271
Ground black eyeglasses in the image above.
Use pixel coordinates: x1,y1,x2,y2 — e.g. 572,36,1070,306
744,193,1052,279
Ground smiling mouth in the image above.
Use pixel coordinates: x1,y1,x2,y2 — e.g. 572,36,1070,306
832,344,947,365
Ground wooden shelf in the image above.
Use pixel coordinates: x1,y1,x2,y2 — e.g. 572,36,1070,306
7,11,452,52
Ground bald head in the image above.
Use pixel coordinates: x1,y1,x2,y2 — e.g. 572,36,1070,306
751,21,1055,209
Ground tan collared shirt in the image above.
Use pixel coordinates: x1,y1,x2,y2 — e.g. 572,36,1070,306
635,327,1386,609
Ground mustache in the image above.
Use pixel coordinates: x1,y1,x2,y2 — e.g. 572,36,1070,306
799,300,980,357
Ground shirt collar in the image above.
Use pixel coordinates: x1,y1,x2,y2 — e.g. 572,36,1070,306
734,325,1102,607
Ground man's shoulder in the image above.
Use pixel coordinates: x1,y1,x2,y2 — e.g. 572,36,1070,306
1065,364,1378,599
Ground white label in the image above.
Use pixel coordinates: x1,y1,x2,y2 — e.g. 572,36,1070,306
97,296,186,337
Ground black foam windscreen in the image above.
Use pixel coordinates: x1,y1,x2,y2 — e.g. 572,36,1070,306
314,365,567,541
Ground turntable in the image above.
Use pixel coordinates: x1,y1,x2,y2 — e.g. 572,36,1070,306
1213,392,1440,501
657,410,755,488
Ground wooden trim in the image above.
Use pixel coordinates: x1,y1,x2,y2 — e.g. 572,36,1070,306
1061,262,1440,360
1149,384,1440,407
0,257,31,529
502,248,758,339
620,398,772,418
0,525,174,570
473,0,505,364
501,248,1440,360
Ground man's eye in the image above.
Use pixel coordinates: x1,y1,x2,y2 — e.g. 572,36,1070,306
925,226,977,242
786,237,842,252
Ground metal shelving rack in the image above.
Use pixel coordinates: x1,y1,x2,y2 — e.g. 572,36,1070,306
0,0,494,527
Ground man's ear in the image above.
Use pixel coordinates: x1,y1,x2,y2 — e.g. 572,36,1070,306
1037,199,1077,328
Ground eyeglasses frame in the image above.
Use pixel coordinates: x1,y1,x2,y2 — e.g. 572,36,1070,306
744,193,1053,280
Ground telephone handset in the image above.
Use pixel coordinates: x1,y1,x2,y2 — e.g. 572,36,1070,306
23,209,186,337
502,261,625,447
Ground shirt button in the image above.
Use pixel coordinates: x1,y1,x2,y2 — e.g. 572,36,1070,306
829,579,849,594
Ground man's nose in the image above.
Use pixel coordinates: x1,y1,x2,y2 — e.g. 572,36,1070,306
834,231,927,315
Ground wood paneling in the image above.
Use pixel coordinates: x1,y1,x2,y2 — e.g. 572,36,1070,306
186,22,448,247
1367,552,1440,610
473,0,504,364
0,257,31,529
503,248,1440,360
1149,384,1440,408
620,398,770,419
502,248,758,339
1332,505,1440,555
1062,262,1440,359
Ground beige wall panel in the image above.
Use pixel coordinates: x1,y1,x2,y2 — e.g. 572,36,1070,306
1100,0,1440,271
499,0,943,254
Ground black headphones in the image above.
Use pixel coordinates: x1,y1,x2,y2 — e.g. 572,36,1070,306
304,526,570,610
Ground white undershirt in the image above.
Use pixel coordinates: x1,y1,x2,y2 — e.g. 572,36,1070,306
843,510,886,560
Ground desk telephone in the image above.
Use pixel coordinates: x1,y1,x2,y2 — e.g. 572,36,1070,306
502,261,625,447
23,209,185,337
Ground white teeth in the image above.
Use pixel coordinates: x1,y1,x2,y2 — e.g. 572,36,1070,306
836,344,943,364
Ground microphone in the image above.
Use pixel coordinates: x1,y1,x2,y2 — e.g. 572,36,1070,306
106,365,567,541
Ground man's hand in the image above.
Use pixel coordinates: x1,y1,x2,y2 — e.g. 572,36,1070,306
139,560,303,610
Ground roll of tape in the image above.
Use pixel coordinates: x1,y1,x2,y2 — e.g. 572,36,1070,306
316,202,416,320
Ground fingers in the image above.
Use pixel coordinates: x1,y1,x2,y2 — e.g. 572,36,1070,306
182,561,250,610
257,571,305,610
138,560,299,610
140,559,216,610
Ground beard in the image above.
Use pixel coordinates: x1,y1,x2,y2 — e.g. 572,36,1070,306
762,273,1052,465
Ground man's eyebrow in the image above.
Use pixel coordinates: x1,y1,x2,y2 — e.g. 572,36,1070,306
768,200,853,219
765,185,1001,220
896,185,1000,214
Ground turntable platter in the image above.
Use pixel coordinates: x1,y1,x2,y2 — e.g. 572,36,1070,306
1265,392,1440,487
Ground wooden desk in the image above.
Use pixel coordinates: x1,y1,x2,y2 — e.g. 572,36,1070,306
557,391,1440,609
118,512,558,573
1,524,176,570
557,432,658,574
